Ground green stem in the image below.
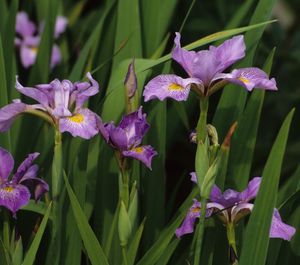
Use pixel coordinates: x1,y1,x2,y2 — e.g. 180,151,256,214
194,97,209,265
52,130,62,200
2,211,11,264
227,223,238,264
122,246,128,265
193,198,207,265
121,167,130,208
196,97,209,143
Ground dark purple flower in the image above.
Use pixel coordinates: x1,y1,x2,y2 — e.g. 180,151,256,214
99,107,157,169
144,33,277,101
0,73,100,139
15,11,67,68
0,147,48,215
176,175,296,241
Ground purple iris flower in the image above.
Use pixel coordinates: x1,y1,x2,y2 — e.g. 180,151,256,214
0,73,100,139
15,11,67,68
176,174,296,241
99,107,157,169
143,33,277,102
0,147,48,216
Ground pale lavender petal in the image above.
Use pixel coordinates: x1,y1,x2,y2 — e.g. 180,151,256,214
175,200,201,238
239,177,261,202
221,189,241,207
143,74,202,102
191,50,220,86
0,102,27,132
74,72,99,109
216,67,278,91
59,108,99,139
0,184,30,214
98,121,113,143
50,44,61,69
172,32,197,77
0,147,14,182
210,35,245,72
209,185,223,202
16,12,36,37
23,36,40,46
189,130,197,144
122,145,157,170
13,152,39,183
20,45,37,68
16,77,49,107
270,209,296,241
54,16,68,38
206,202,229,223
190,172,197,183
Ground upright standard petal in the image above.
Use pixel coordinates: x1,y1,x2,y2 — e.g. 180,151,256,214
50,44,62,69
0,184,31,214
119,107,150,147
16,12,36,37
13,152,39,183
0,148,14,183
239,177,261,202
143,74,202,102
122,145,157,170
0,101,28,132
172,32,198,77
59,108,99,139
216,67,278,91
210,35,245,72
74,72,99,109
190,172,197,183
54,16,68,38
270,209,296,241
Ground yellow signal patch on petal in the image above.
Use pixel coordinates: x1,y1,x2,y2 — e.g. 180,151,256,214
4,186,14,192
168,83,184,91
238,77,250,83
132,147,144,153
68,114,84,123
191,207,200,213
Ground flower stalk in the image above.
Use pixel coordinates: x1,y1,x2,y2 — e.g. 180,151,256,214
227,223,238,265
194,97,209,265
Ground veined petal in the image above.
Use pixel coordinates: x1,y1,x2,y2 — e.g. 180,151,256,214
50,44,61,69
270,209,296,241
215,67,278,91
175,199,201,238
119,107,149,147
59,108,98,139
54,16,68,38
210,35,245,72
231,202,253,224
0,102,27,132
176,199,213,238
16,12,36,37
74,72,99,109
0,184,30,214
143,74,201,102
20,44,37,68
0,148,14,183
109,126,129,150
16,77,49,107
122,145,157,170
13,152,39,183
239,177,261,202
172,32,197,77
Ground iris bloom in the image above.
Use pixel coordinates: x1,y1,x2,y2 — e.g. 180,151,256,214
99,107,157,169
15,11,67,68
143,33,277,102
0,73,99,139
176,175,296,241
0,147,48,215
